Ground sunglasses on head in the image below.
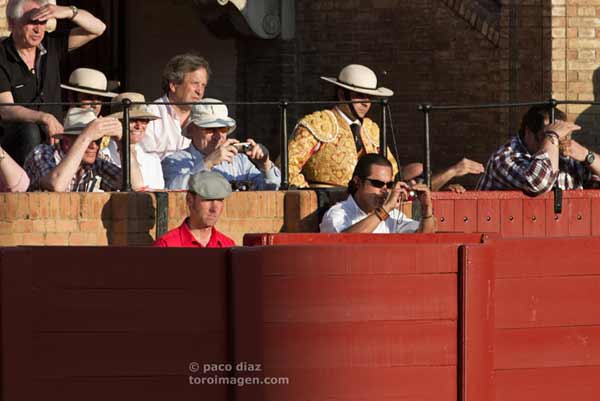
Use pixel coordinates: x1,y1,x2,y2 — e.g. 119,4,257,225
362,177,395,189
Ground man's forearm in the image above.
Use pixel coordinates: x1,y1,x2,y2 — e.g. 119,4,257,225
431,167,456,191
41,138,89,192
72,8,106,36
0,105,46,124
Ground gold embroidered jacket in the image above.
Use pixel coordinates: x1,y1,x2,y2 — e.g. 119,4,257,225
288,108,399,188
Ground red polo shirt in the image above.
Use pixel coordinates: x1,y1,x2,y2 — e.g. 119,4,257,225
153,219,235,248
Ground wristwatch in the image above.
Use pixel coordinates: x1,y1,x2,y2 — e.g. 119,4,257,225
584,150,595,166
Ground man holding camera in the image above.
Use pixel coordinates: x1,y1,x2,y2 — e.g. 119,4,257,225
477,105,600,194
320,154,436,234
162,98,280,190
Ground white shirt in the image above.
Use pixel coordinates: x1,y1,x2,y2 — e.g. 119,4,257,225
320,195,420,233
100,141,165,190
140,94,191,160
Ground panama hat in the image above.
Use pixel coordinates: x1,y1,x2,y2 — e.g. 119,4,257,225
108,92,160,121
61,68,118,98
320,64,393,97
60,107,98,136
183,98,236,139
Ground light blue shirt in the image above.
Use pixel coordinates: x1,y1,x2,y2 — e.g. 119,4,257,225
162,145,281,190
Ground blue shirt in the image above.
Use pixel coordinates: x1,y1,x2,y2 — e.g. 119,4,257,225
162,144,281,190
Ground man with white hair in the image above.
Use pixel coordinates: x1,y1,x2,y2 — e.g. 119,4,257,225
161,98,280,190
24,107,144,192
0,0,106,165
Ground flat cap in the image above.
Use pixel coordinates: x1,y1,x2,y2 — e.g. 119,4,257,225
188,171,232,200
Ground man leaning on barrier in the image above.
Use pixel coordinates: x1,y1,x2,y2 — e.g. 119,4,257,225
0,0,106,165
153,170,235,248
320,153,436,234
162,98,280,191
477,105,600,194
24,107,144,192
141,53,210,160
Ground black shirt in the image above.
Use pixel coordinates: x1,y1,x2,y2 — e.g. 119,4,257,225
0,31,69,122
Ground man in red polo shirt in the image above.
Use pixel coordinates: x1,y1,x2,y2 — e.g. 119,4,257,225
153,170,235,248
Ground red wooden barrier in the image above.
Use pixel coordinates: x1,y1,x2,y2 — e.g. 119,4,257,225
230,244,461,401
433,189,600,238
243,232,491,246
0,247,230,401
463,237,600,401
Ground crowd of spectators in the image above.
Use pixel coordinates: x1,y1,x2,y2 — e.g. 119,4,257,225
1,1,597,247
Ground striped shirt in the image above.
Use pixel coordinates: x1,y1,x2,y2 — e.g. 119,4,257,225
477,135,596,194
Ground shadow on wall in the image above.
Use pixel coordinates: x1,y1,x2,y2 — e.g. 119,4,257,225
575,67,600,150
101,193,157,246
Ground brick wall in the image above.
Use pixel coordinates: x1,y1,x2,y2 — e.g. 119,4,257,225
552,0,600,149
1,190,388,247
235,0,552,189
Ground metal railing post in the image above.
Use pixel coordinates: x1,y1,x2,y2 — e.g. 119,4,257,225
121,98,131,192
380,98,388,158
280,100,289,190
419,104,432,188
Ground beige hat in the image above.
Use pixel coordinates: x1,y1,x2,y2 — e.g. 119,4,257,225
108,92,160,121
183,98,236,139
321,64,393,97
188,171,232,200
60,107,97,136
61,68,118,98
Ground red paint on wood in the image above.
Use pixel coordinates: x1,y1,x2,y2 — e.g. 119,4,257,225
491,237,600,278
462,244,495,401
495,326,600,369
568,197,591,236
262,320,457,368
454,199,478,233
592,198,600,236
433,199,455,232
522,199,546,237
496,276,600,328
477,199,500,233
500,198,523,238
255,366,456,401
495,366,600,401
262,274,457,323
243,232,487,246
545,198,569,237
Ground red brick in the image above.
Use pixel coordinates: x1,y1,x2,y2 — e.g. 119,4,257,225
22,233,45,245
55,220,78,233
28,193,41,219
44,233,69,246
78,220,103,232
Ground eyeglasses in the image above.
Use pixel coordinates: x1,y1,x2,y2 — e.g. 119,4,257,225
362,177,394,189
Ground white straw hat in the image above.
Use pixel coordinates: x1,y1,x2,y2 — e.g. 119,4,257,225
321,64,393,97
108,92,160,121
61,107,98,136
183,98,236,138
61,68,118,98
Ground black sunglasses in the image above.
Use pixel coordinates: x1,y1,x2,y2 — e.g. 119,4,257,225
362,177,394,189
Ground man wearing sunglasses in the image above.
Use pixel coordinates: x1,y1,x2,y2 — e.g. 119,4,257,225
24,107,144,192
320,154,436,234
0,0,106,166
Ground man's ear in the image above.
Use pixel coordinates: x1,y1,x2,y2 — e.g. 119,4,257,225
185,192,194,209
168,81,177,94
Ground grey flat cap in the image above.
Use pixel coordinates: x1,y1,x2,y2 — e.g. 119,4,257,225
188,171,232,200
